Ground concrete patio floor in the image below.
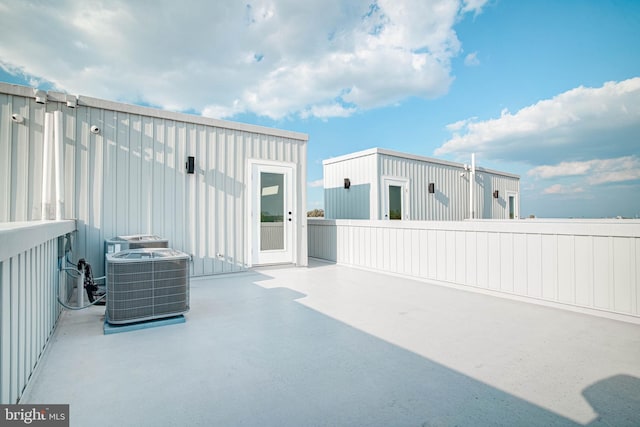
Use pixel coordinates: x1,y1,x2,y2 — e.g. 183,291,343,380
22,259,640,426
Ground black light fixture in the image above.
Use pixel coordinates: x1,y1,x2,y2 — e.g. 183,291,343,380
428,182,435,194
186,156,195,174
344,178,351,189
493,190,499,199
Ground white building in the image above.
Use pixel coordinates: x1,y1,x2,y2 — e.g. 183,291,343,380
323,148,520,221
0,82,308,276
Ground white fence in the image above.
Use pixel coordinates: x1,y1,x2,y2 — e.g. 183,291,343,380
308,219,640,321
0,220,76,404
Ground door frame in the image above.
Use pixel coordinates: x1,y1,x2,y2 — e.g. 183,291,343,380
247,159,297,267
382,176,410,220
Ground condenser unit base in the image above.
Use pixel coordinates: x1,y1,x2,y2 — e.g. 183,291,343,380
103,314,185,335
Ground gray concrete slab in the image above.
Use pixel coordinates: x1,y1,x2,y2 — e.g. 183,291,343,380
21,260,640,426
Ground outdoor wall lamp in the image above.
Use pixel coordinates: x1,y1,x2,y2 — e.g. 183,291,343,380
186,156,195,174
344,178,351,189
90,125,100,134
34,89,47,104
493,190,499,199
11,113,24,123
428,182,435,194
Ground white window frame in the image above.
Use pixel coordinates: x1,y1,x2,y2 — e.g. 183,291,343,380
382,176,410,220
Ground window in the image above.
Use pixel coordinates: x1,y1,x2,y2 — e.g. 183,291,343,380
507,193,518,219
389,185,402,220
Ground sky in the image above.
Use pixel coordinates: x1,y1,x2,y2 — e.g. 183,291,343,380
1,0,639,218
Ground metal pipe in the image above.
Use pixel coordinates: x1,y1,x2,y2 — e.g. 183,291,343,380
470,153,475,219
41,112,52,220
77,268,84,308
53,110,64,220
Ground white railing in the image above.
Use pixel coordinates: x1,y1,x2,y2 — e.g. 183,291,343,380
0,220,76,404
308,218,640,322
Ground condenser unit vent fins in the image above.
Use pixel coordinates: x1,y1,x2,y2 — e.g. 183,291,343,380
106,248,190,324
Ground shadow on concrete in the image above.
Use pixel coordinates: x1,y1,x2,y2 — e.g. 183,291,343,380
583,374,640,426
24,268,640,426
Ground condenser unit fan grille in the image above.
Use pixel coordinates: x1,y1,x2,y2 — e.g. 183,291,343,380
106,250,189,324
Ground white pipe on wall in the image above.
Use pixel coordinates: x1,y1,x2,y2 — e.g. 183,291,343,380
53,110,64,220
41,112,52,220
470,153,475,219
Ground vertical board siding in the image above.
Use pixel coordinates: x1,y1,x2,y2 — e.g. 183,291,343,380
308,219,640,320
323,150,519,221
324,153,376,219
0,87,307,277
0,222,75,404
0,94,12,220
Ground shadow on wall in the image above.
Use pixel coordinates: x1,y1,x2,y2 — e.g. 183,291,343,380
324,184,371,219
478,173,493,219
435,189,449,207
307,221,339,262
201,166,244,198
71,118,246,277
498,196,507,210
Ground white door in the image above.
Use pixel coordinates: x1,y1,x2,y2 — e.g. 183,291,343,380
250,162,295,265
383,178,409,220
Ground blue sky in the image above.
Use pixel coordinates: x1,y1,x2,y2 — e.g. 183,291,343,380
1,0,639,217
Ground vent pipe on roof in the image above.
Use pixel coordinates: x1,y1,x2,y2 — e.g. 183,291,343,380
41,112,53,219
53,110,64,220
469,153,475,219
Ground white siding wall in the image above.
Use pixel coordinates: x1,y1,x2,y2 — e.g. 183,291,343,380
1,84,308,277
322,148,519,221
379,153,468,220
378,152,520,220
480,172,521,219
323,152,377,219
0,220,76,404
308,219,640,322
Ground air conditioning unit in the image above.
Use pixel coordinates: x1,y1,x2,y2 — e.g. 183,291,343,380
104,234,169,255
105,248,190,325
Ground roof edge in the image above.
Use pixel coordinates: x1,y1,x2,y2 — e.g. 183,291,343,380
322,148,380,165
0,82,308,142
324,147,520,179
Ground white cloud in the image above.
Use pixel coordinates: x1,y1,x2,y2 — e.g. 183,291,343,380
461,0,487,14
527,161,593,179
0,0,487,120
436,78,640,163
308,179,324,188
300,103,356,120
464,52,480,66
446,117,476,132
542,184,585,195
528,156,640,185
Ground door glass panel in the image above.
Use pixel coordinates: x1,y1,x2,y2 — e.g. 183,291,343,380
260,172,284,250
509,196,515,219
389,185,402,220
